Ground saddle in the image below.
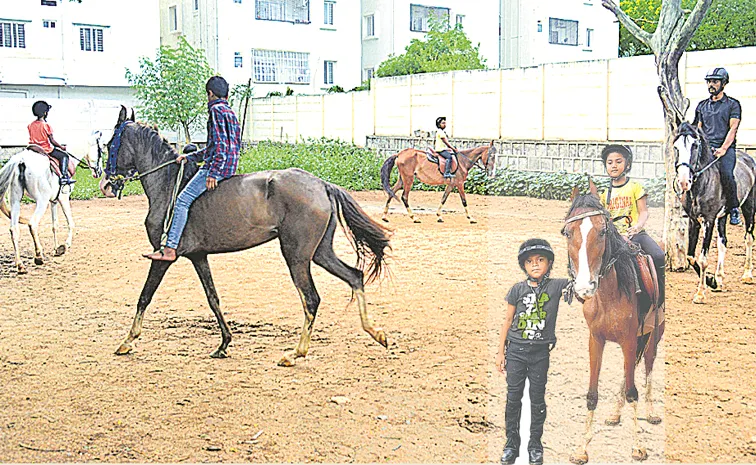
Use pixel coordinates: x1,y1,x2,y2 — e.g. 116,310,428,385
425,148,458,175
27,144,76,179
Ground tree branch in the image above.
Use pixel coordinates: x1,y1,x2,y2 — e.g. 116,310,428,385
602,0,655,51
677,0,714,49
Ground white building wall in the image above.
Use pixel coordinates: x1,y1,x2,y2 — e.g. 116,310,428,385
361,0,499,79
500,0,618,69
160,0,362,97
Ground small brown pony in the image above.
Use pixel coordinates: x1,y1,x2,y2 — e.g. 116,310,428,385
379,142,496,223
563,181,664,464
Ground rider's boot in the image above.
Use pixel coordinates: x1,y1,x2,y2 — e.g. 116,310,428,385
59,154,76,185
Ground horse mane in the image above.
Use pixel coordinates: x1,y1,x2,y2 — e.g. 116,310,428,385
566,193,637,301
128,122,199,182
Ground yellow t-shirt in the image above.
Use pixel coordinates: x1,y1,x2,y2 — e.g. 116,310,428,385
435,129,449,152
600,180,646,235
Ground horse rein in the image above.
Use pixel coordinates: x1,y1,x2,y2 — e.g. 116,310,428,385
563,209,617,303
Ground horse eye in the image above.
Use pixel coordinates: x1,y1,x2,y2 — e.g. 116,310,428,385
600,229,606,236
561,229,570,238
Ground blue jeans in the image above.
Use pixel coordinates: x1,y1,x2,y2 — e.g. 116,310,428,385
165,169,211,249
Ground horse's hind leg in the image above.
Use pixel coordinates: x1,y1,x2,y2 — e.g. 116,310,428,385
115,260,173,355
436,184,453,223
58,193,75,254
643,325,662,425
382,178,403,223
8,184,26,274
50,201,60,255
313,216,387,348
28,197,50,266
713,218,727,292
399,172,420,223
190,254,233,358
741,193,755,283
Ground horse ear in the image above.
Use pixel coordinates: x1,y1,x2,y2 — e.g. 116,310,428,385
588,177,598,196
571,185,580,201
118,105,127,125
129,108,136,122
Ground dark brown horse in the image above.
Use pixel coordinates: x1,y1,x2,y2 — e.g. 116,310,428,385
101,106,391,366
563,182,664,464
380,142,496,223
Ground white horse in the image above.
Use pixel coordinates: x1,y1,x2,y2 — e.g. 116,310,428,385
0,130,104,274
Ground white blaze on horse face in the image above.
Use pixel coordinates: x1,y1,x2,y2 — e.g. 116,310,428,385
574,217,596,298
674,135,694,191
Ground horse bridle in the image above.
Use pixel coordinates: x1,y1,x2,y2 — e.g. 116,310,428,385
674,134,720,193
457,147,494,173
563,209,617,302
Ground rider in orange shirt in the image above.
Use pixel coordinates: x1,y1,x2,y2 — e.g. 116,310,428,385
28,101,75,185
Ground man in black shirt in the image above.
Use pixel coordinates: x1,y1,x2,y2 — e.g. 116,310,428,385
693,67,743,225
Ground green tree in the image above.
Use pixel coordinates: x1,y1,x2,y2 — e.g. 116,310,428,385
125,36,214,143
619,0,756,56
375,20,486,77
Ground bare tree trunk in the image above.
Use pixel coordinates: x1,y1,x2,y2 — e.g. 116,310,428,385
602,0,713,270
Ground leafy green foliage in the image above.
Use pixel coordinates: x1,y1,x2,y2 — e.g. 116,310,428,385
327,85,345,93
619,0,756,56
376,20,486,77
229,82,254,114
125,36,214,142
350,81,371,92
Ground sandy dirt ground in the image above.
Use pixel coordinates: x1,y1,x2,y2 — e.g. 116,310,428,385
0,189,690,463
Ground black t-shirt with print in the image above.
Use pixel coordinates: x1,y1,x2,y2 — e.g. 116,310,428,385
505,278,570,345
693,94,742,148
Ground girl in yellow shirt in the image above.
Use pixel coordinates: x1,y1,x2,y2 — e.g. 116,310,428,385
600,144,665,300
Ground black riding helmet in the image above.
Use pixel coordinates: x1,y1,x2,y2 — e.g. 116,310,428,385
705,67,729,85
32,100,51,118
435,116,446,129
601,144,633,177
518,238,555,273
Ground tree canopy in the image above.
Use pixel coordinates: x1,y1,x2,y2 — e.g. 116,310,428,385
619,0,756,56
375,21,486,78
125,36,214,143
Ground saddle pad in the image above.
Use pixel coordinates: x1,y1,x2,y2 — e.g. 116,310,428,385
48,155,76,178
638,304,665,337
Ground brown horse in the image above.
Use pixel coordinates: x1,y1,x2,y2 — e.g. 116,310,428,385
563,182,664,464
379,142,496,223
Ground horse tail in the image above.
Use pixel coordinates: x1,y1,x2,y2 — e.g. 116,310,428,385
635,332,651,365
380,154,399,200
0,155,29,223
324,183,392,284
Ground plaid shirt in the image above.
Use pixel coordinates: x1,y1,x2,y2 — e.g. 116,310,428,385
189,98,241,180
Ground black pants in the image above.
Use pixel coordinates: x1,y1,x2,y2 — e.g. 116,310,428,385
631,230,665,301
504,342,550,452
715,146,739,210
438,150,453,175
48,147,71,179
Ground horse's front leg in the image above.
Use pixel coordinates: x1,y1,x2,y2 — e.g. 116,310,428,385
713,218,728,291
621,332,647,461
456,183,476,224
436,184,453,223
570,333,605,465
59,194,75,253
115,260,173,355
741,199,755,283
50,201,60,255
693,220,715,304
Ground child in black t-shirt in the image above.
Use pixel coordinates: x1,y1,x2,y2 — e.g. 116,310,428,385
495,238,569,465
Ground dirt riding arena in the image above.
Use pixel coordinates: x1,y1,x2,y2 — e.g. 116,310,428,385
0,190,740,462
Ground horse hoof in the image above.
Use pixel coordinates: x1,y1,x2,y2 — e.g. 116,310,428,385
210,349,228,359
605,416,621,426
34,257,44,266
692,293,706,304
742,276,754,284
437,217,444,223
54,245,66,256
469,218,478,224
381,217,389,223
647,415,662,425
632,448,648,461
115,343,133,355
278,354,296,367
17,265,28,275
413,219,421,224
374,329,388,348
569,452,589,465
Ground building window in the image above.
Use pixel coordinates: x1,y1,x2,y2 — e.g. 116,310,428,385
80,27,104,52
365,14,375,37
549,18,578,46
41,0,57,6
455,14,464,27
410,4,449,32
0,22,26,48
537,20,542,32
324,60,335,85
43,20,56,28
586,28,593,48
364,68,374,81
169,6,179,31
234,0,242,3
234,52,243,68
324,1,334,25
194,0,199,10
252,49,310,84
255,0,310,24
